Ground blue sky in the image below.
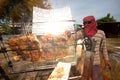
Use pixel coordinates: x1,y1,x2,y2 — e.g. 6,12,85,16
50,0,120,24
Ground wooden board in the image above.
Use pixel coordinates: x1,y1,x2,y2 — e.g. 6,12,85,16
48,62,71,80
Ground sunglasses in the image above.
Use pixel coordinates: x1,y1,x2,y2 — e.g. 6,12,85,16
83,20,93,25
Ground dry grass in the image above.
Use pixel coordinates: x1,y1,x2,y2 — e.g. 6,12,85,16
102,55,120,80
106,38,120,53
102,38,120,80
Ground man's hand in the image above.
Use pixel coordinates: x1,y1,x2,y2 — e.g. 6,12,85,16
64,30,71,38
105,60,112,70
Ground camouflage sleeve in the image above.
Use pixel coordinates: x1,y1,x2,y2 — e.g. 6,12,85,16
70,30,83,41
101,31,109,61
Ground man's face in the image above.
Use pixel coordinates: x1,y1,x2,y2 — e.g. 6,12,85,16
83,16,97,37
83,19,94,26
83,16,96,26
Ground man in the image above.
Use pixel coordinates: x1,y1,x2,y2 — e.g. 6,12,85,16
83,15,111,80
65,15,111,80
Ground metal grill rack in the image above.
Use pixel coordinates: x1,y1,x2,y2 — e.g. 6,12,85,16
0,33,78,74
0,33,95,80
0,22,94,80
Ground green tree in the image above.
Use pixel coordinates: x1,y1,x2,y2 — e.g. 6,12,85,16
0,24,12,34
0,0,52,34
0,0,52,23
97,13,116,23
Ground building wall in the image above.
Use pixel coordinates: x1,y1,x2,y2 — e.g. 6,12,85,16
97,22,120,38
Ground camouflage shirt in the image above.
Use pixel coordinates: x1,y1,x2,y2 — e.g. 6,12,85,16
70,29,109,65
